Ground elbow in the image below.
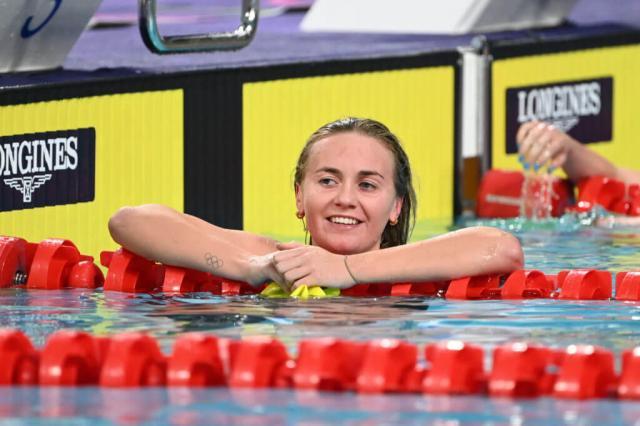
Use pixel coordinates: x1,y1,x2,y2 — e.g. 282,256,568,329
108,206,138,246
475,226,524,274
497,231,524,272
108,204,165,246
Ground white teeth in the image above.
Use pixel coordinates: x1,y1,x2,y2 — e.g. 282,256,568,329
330,216,359,225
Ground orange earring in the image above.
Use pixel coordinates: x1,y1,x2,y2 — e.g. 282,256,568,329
296,211,305,219
389,218,398,226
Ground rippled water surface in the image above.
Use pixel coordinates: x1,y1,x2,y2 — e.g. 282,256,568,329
3,219,640,425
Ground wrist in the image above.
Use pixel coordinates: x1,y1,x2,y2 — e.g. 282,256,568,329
246,254,271,287
343,255,359,285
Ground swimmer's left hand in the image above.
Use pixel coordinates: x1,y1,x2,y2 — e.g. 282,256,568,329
272,243,356,290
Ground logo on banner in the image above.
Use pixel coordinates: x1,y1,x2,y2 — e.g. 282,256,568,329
4,174,52,202
505,77,613,154
0,128,95,212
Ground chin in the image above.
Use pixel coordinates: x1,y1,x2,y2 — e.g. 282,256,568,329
321,240,375,255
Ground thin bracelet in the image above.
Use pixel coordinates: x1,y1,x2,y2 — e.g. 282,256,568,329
343,256,358,284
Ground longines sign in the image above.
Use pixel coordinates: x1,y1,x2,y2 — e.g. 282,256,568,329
505,77,613,153
0,128,95,211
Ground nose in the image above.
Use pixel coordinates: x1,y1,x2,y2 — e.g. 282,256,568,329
335,182,357,207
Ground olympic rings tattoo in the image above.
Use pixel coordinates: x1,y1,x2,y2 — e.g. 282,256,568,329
205,252,223,271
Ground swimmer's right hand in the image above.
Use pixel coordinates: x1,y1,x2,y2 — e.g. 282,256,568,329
517,121,578,171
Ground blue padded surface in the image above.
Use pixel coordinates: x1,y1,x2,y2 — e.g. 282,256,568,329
0,0,638,89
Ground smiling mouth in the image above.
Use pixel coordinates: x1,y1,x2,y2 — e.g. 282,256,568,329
328,216,361,225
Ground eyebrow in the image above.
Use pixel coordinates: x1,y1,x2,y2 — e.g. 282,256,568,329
313,167,385,180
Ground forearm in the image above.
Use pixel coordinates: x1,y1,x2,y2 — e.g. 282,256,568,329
108,205,266,283
563,139,618,182
345,227,523,284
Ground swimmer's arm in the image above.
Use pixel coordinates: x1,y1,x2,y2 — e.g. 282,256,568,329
616,168,640,186
562,138,619,183
517,122,625,183
564,145,640,185
108,204,279,285
346,227,523,284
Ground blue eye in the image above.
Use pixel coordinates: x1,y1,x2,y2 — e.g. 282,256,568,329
319,177,336,186
360,181,377,190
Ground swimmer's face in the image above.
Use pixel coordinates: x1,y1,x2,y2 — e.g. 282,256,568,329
296,132,402,255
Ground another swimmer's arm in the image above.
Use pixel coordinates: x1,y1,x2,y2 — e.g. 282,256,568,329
344,227,523,285
616,168,640,186
517,121,630,184
517,121,616,182
561,138,618,183
108,204,279,286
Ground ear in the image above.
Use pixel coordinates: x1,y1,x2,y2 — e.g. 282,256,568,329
389,196,403,223
295,183,304,215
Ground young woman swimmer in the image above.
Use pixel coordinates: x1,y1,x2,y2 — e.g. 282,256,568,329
109,118,523,291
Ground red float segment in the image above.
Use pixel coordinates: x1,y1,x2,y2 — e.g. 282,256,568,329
501,270,553,299
0,237,36,288
167,333,225,387
272,359,296,389
445,275,500,300
599,180,627,212
220,279,260,296
101,248,165,293
293,338,366,391
27,239,82,289
628,185,640,216
356,339,418,393
576,176,626,212
402,365,427,393
163,266,221,294
39,330,102,386
100,333,167,387
341,284,372,297
557,270,612,300
614,272,640,301
390,282,445,297
68,261,104,289
553,345,617,399
228,337,289,388
0,329,39,385
341,283,393,297
619,347,640,399
423,341,486,395
476,170,572,218
575,176,640,216
489,342,557,397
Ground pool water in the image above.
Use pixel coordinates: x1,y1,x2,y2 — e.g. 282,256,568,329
2,216,640,425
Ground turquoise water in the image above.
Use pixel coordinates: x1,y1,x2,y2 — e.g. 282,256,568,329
2,217,640,425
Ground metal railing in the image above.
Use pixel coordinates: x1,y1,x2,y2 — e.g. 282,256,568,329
138,0,259,54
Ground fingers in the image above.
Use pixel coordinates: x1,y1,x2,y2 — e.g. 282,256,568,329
519,122,568,171
272,255,303,275
283,266,310,286
270,251,311,288
291,275,316,290
516,120,540,146
519,122,548,166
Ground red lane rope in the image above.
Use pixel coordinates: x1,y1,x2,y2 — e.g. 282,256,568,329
477,173,640,219
1,235,639,300
1,329,638,399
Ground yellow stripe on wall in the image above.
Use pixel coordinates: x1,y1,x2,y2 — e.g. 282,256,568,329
0,91,184,258
492,44,640,173
243,68,455,241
